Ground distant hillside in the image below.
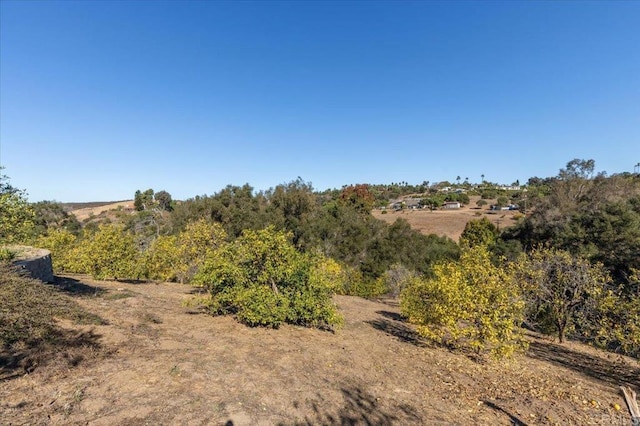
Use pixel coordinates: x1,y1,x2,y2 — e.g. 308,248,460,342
67,201,134,222
61,200,131,212
372,195,520,241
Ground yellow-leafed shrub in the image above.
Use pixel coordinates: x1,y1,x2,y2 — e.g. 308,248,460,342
401,246,526,358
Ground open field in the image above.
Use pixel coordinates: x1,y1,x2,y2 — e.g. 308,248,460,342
69,201,134,222
1,275,637,425
373,197,521,241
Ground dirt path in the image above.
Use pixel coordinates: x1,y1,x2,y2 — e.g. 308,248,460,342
1,276,637,425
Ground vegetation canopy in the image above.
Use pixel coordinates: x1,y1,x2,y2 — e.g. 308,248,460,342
401,246,526,358
193,227,343,329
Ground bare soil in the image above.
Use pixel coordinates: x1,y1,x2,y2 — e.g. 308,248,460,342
1,276,638,425
71,201,134,222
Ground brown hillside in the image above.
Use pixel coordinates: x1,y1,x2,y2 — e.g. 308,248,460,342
70,201,135,222
1,276,637,425
373,196,521,241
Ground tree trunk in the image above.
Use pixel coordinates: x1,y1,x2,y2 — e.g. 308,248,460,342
557,319,566,343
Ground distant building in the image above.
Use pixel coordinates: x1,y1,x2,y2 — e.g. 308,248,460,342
404,198,422,209
443,201,461,209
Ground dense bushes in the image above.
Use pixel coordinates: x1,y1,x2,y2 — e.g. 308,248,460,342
36,229,82,273
401,246,526,358
170,180,459,289
37,225,140,280
507,163,640,290
18,161,639,354
193,227,343,329
144,219,227,283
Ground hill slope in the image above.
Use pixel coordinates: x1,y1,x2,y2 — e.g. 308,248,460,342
373,198,520,241
1,276,636,425
69,201,134,222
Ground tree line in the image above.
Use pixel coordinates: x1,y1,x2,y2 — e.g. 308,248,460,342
1,161,639,359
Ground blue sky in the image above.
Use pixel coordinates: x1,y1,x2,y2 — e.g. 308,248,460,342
1,1,638,202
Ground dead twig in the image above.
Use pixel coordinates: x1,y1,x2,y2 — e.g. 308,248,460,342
621,385,640,425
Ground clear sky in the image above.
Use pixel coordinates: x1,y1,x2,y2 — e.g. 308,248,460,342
1,1,638,202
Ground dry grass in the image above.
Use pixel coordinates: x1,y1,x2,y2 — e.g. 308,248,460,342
70,201,134,222
373,196,521,241
1,275,637,425
0,264,106,381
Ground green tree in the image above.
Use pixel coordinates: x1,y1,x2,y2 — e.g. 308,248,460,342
496,196,509,207
134,190,144,211
171,184,267,238
420,195,444,211
0,170,35,244
401,246,526,358
133,188,155,211
506,161,640,292
32,201,81,237
265,178,316,246
481,189,498,199
459,218,498,249
154,190,173,211
575,198,640,286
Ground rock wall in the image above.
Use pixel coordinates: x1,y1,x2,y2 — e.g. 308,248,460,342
13,248,55,283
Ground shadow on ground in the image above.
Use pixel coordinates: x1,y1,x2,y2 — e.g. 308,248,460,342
54,275,106,297
0,328,103,382
526,336,640,388
365,310,427,347
282,385,423,425
482,400,529,426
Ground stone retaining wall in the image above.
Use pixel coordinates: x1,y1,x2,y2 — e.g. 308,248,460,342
12,247,55,283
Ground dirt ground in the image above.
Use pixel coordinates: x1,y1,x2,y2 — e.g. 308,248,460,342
373,203,520,241
1,276,638,425
71,201,134,222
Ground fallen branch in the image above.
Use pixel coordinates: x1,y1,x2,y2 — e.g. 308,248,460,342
621,385,640,425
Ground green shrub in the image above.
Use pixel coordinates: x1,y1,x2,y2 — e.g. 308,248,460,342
401,246,526,358
77,224,140,280
0,170,35,244
36,229,81,273
236,286,289,327
0,247,15,261
337,266,387,298
144,220,227,283
193,226,342,329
